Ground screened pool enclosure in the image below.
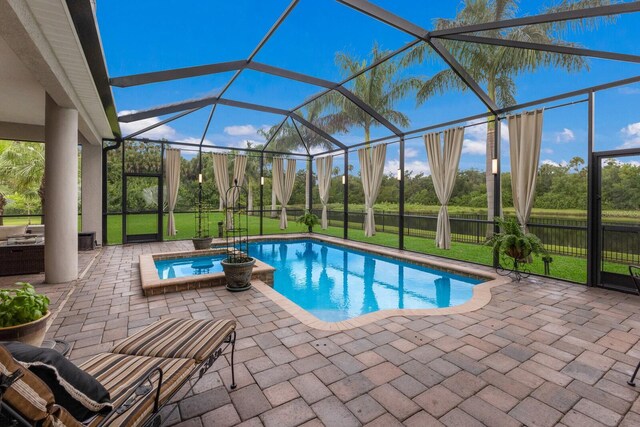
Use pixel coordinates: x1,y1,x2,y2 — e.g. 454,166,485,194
101,1,640,292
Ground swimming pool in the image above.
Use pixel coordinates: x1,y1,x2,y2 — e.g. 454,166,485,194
247,239,482,322
155,254,226,279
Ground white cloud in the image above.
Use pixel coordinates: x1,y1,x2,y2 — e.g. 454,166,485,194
619,122,640,149
555,128,575,143
405,147,419,158
117,110,272,150
224,124,259,136
462,139,485,155
119,110,177,140
542,148,554,154
459,119,509,156
618,86,640,95
385,159,430,176
542,159,568,167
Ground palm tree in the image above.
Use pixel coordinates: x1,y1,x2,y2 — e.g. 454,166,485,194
321,41,421,143
0,141,45,220
407,0,614,231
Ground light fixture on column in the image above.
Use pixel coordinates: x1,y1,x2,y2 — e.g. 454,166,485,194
260,176,265,186
397,168,402,181
342,175,346,185
491,158,498,175
198,173,203,183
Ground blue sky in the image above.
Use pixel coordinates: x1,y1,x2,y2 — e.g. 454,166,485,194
96,0,640,175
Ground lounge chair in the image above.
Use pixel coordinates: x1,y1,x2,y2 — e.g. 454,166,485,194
0,317,237,426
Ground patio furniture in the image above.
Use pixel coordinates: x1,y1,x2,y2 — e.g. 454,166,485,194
0,317,236,427
0,242,44,276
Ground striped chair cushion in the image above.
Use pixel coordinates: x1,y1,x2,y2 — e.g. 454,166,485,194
80,353,194,427
0,345,55,424
45,405,84,427
111,318,236,363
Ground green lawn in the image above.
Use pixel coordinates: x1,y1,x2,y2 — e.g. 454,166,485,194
4,213,631,284
106,212,302,245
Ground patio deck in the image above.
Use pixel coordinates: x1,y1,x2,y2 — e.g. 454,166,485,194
31,241,640,426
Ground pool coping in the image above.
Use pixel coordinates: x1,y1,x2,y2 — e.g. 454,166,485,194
139,248,275,296
243,234,512,331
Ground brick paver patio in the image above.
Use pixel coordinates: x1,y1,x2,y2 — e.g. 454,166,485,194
32,241,640,426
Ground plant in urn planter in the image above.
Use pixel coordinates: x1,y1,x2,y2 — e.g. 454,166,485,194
192,201,213,250
221,179,255,292
0,282,50,346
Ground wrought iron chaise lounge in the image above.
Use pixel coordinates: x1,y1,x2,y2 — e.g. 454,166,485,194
0,317,236,427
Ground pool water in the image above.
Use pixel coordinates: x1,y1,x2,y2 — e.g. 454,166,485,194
155,254,226,279
247,239,482,322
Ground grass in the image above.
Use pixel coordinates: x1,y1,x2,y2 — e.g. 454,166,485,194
4,213,631,284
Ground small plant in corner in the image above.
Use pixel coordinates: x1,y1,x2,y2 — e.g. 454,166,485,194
0,282,50,346
297,211,319,233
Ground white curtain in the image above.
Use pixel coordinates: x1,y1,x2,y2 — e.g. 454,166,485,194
212,153,229,213
316,156,333,229
273,157,296,229
358,145,386,237
424,128,464,249
231,154,247,208
165,148,181,236
508,110,544,231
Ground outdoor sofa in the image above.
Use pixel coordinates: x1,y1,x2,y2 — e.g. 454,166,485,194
0,317,237,427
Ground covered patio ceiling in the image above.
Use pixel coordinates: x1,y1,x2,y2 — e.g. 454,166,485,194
104,1,640,156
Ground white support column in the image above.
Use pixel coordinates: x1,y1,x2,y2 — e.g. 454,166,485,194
81,141,102,244
45,94,78,283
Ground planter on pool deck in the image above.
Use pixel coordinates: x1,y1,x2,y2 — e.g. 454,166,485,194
0,311,51,346
221,257,256,292
192,237,213,250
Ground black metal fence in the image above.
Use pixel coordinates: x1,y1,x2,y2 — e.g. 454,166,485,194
312,209,639,265
3,209,638,265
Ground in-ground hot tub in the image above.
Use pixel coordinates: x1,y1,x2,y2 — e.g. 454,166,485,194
139,248,274,296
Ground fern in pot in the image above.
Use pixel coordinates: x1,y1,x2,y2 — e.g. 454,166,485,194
486,217,548,268
297,211,319,233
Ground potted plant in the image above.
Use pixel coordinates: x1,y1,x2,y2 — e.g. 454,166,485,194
192,202,213,250
486,217,548,267
0,282,50,346
297,211,319,233
221,182,255,292
221,250,256,292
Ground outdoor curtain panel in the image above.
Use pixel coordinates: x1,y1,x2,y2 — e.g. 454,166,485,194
165,148,181,236
230,154,247,209
424,128,464,249
273,157,296,229
508,109,544,231
212,153,229,210
213,153,247,229
358,144,387,237
316,155,333,229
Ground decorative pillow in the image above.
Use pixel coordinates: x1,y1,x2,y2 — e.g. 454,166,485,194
0,344,54,423
3,342,112,422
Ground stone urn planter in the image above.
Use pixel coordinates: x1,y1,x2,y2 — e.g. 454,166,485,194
192,236,213,250
221,257,256,292
0,310,51,347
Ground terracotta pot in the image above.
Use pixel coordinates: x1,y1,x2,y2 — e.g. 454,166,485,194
0,311,51,347
192,237,213,250
221,258,256,292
